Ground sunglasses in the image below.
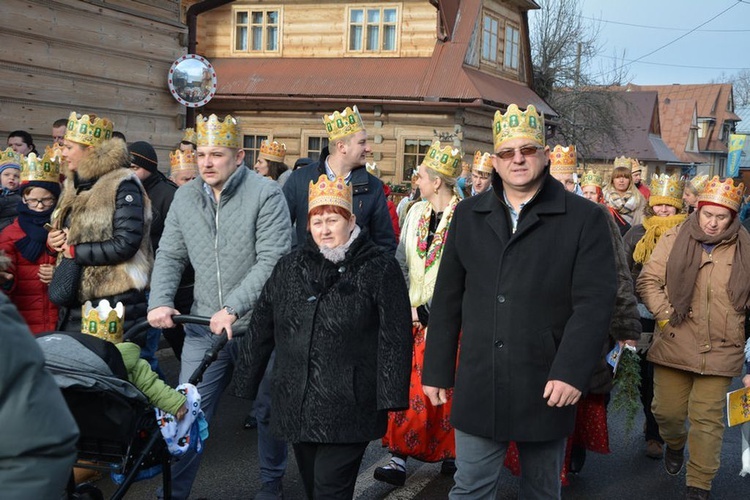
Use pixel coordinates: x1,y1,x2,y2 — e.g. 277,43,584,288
495,145,543,160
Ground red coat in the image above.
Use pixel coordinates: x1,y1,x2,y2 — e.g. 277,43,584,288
382,184,401,242
0,220,58,334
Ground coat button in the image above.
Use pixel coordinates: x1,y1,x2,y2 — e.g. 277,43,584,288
338,266,346,273
497,295,506,303
494,340,504,349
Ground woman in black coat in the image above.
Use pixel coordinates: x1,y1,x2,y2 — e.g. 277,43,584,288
234,174,412,500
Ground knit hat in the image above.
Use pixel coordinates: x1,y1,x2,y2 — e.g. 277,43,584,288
128,141,158,173
0,163,20,174
23,180,61,200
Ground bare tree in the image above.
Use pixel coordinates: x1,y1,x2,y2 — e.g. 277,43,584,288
715,69,750,108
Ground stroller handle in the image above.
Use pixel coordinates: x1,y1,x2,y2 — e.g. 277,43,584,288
123,314,212,342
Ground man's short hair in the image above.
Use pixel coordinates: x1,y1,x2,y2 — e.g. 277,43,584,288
53,118,68,128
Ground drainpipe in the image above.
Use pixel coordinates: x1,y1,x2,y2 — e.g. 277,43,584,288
185,0,235,127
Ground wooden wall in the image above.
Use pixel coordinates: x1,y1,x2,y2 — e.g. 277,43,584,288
0,0,187,170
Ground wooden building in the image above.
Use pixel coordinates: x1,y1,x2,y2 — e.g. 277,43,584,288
0,0,186,166
193,0,554,186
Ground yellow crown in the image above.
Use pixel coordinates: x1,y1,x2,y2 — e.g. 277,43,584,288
308,174,353,213
472,151,494,174
323,106,365,142
258,140,286,163
549,145,577,175
689,174,709,193
65,111,114,147
580,170,603,188
81,300,124,344
649,173,685,209
169,149,198,174
698,176,745,213
493,104,545,150
421,140,462,178
365,162,381,178
0,147,22,168
613,156,635,170
196,114,242,149
182,128,197,144
21,145,62,184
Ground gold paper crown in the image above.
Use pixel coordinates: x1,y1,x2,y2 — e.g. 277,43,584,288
21,145,62,183
182,128,197,144
65,111,114,147
308,174,353,213
689,174,710,193
631,158,643,173
649,173,685,209
81,299,124,344
365,162,381,178
472,151,494,174
698,176,745,212
421,140,462,178
549,145,577,175
580,170,603,188
258,140,286,163
196,114,241,149
323,106,365,142
169,149,198,174
613,156,635,170
0,147,21,168
493,104,545,150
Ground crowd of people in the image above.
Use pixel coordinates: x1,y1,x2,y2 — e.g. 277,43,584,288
2,101,750,500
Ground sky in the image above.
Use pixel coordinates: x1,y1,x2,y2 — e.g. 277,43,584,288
531,0,750,86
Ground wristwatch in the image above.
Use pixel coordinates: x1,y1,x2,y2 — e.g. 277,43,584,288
223,305,239,318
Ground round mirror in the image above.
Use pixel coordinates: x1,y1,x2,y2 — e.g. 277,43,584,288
168,54,217,107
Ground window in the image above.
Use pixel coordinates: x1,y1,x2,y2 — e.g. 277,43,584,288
481,14,499,62
243,134,268,166
402,139,432,182
504,25,520,70
235,9,279,52
307,136,329,162
348,6,398,53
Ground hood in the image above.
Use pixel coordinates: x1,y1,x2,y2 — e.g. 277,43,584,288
75,138,130,181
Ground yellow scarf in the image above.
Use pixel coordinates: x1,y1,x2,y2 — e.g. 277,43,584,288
632,214,687,264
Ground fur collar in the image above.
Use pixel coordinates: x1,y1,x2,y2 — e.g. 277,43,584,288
75,138,130,181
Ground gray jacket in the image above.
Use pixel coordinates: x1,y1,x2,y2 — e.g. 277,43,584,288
149,165,292,336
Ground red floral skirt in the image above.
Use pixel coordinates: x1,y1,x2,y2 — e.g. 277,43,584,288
382,324,456,462
503,393,610,485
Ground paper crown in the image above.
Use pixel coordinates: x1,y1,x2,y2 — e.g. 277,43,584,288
308,174,353,214
613,156,635,170
549,145,577,175
21,145,63,183
65,111,114,147
169,149,198,174
472,151,494,174
649,173,685,209
580,170,603,188
258,140,286,163
698,176,745,213
365,162,381,178
631,158,643,173
196,114,242,149
182,128,197,144
493,104,545,150
688,174,710,193
323,106,365,142
81,299,124,344
421,140,462,178
0,147,21,169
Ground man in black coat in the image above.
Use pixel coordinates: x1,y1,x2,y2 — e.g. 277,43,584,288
422,104,617,499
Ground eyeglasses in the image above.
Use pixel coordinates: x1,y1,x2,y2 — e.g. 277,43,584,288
494,145,543,160
24,197,56,208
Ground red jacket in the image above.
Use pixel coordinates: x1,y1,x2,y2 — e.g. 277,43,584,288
0,220,58,334
382,184,401,242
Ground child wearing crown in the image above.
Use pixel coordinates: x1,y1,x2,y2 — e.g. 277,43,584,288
0,148,22,232
638,177,750,499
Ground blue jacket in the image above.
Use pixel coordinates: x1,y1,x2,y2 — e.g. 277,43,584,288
282,148,397,253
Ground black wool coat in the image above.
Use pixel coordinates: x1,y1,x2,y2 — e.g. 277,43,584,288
422,172,617,443
234,230,413,444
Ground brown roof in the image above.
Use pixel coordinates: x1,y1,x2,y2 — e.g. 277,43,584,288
654,97,709,164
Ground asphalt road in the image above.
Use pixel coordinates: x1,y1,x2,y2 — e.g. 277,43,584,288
92,348,750,499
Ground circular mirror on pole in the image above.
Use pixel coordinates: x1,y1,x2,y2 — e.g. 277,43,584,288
167,54,217,107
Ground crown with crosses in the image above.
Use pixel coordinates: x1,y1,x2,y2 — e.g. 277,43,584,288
421,140,462,178
549,145,577,175
472,151,494,174
196,114,242,149
698,176,745,213
169,149,198,174
323,106,365,142
308,174,352,213
21,145,62,184
580,170,603,188
0,147,21,169
493,104,545,151
649,173,685,209
65,111,114,147
258,140,286,163
81,299,124,344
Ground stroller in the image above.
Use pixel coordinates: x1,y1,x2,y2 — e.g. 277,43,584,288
38,315,227,500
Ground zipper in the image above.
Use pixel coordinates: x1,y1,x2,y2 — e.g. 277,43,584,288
214,195,223,307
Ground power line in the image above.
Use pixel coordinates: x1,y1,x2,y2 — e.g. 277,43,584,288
595,53,749,71
581,15,750,32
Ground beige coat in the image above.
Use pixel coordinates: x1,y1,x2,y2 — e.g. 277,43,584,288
636,225,746,377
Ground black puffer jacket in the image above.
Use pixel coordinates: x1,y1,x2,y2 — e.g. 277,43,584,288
0,190,20,232
234,230,413,444
141,171,177,252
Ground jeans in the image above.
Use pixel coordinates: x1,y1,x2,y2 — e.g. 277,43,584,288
141,327,165,380
451,429,565,500
254,350,289,484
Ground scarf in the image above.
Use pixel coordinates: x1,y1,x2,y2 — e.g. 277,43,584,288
14,201,54,263
666,212,750,325
605,189,640,218
319,225,361,263
633,214,687,264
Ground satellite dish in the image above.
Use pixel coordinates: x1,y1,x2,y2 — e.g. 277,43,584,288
168,54,217,107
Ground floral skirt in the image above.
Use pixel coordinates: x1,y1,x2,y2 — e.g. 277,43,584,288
382,323,456,462
504,393,610,485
